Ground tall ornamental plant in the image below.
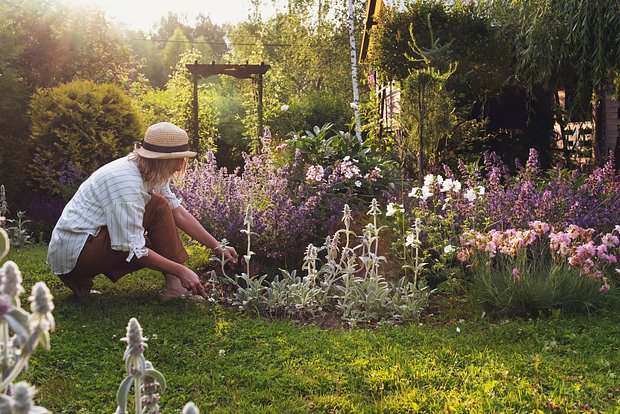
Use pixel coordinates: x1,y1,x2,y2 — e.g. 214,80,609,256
115,317,201,414
0,227,53,413
457,223,620,316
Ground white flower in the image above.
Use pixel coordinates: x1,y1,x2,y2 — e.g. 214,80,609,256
350,102,359,110
29,282,55,332
408,187,421,198
456,327,461,333
405,233,415,247
385,203,404,216
122,317,146,358
464,189,477,202
355,180,362,187
441,178,462,193
1,260,25,300
443,245,455,254
408,186,433,200
423,174,435,186
339,157,360,179
475,185,486,195
420,186,433,200
219,349,226,357
280,104,289,111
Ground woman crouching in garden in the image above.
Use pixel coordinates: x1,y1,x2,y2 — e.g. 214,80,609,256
46,122,237,301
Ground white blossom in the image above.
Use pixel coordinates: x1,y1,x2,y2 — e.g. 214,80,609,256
385,203,404,217
464,189,477,202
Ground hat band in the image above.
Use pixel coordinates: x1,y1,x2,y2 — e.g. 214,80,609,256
142,141,190,153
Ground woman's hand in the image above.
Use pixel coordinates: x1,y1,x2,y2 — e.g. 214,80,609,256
177,267,207,297
215,245,238,264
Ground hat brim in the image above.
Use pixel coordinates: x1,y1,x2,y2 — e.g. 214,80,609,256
136,147,197,159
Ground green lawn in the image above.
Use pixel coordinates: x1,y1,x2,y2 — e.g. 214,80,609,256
6,246,620,413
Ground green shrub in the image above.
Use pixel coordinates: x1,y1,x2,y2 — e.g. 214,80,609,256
28,79,144,201
268,91,351,140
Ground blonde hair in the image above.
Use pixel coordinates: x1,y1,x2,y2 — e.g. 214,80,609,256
129,152,187,190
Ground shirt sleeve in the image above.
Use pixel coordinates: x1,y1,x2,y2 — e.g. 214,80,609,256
105,194,150,262
154,183,181,209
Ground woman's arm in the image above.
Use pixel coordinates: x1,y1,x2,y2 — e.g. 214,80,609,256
136,248,207,297
172,205,238,261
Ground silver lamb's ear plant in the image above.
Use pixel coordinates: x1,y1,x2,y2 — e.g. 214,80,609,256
0,281,55,393
0,186,8,230
209,238,233,279
0,229,8,262
240,204,256,271
403,218,426,289
0,236,53,414
182,402,200,414
115,318,166,414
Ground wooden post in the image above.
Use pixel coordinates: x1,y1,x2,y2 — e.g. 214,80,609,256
192,62,199,151
257,71,264,139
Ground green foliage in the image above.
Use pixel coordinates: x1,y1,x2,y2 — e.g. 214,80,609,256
5,211,33,249
228,0,368,147
162,28,192,74
370,1,513,104
138,50,218,155
9,246,620,412
401,13,457,182
269,91,351,139
27,80,144,201
276,123,402,203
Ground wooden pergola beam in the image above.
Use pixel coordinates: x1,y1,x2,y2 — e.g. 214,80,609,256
186,62,271,79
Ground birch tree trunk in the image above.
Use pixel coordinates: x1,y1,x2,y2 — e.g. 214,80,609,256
347,0,362,142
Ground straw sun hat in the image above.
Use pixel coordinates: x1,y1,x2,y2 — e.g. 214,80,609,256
135,122,197,159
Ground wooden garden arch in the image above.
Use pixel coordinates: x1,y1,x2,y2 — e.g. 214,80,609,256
186,61,271,151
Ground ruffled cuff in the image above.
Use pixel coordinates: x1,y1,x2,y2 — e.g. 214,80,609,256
125,236,149,262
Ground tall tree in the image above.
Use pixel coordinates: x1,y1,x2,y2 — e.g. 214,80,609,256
509,0,620,164
162,28,192,73
347,0,362,141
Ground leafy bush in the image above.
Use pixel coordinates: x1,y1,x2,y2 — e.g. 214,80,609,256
28,79,144,201
268,91,351,139
282,123,401,201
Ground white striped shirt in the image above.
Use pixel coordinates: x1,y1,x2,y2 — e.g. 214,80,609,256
46,156,180,275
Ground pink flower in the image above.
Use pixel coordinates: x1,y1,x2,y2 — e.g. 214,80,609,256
599,278,610,294
601,233,619,247
512,267,520,282
529,220,550,236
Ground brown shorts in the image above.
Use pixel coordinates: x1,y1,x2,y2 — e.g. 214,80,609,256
59,194,189,294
